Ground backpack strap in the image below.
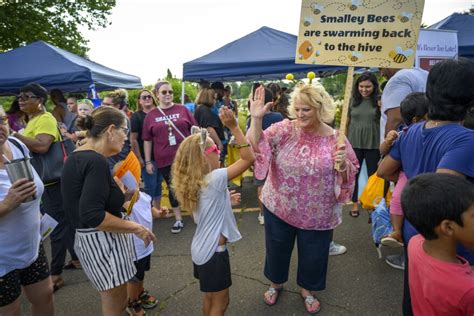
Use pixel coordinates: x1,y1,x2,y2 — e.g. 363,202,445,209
8,137,28,159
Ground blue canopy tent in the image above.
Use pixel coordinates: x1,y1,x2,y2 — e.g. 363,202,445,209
0,40,142,95
183,26,346,82
429,13,474,62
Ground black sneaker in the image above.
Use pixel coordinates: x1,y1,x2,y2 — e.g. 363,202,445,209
171,220,184,234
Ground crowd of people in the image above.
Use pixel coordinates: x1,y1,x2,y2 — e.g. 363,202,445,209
0,57,473,316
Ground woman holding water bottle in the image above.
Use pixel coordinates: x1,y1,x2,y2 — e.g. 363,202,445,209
0,105,54,315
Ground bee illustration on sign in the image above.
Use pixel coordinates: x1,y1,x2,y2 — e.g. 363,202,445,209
389,47,414,63
398,12,414,23
298,40,314,60
348,51,362,62
349,0,362,11
303,16,314,27
311,3,324,14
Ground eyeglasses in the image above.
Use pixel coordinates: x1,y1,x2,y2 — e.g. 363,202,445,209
0,116,8,126
102,102,114,107
140,95,153,100
160,90,173,95
118,126,129,134
17,94,39,101
204,144,221,156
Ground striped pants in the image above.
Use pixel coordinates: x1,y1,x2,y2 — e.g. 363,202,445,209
74,229,136,292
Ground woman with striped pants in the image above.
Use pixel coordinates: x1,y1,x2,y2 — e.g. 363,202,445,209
61,106,156,315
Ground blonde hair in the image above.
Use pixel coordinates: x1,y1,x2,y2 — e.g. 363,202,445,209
171,134,212,212
288,84,335,124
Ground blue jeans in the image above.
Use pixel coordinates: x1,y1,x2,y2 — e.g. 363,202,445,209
141,162,163,199
263,206,333,291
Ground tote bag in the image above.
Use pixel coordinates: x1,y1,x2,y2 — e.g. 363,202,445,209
31,132,75,184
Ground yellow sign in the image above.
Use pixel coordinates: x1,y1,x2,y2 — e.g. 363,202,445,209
296,0,425,68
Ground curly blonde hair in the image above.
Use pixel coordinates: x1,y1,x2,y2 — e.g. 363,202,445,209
288,84,335,124
171,134,212,212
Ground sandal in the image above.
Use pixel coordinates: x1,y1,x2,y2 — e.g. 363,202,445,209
52,276,64,292
263,286,283,306
350,210,360,217
302,295,321,314
64,260,82,270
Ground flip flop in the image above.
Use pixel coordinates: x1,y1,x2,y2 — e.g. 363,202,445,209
53,277,65,292
64,260,82,270
350,210,360,217
302,295,321,314
263,286,283,306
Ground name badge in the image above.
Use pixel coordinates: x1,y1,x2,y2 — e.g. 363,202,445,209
168,135,177,146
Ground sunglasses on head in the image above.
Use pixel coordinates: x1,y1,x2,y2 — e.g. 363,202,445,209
140,95,153,100
160,90,173,95
204,144,221,156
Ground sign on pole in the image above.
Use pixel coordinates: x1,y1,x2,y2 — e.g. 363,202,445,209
415,29,458,71
296,0,425,68
295,0,425,147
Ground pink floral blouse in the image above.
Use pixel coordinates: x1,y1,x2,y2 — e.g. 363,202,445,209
255,119,359,230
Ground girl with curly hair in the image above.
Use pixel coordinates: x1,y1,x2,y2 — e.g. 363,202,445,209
171,107,254,316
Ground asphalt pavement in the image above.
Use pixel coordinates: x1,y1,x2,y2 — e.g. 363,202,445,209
22,176,403,315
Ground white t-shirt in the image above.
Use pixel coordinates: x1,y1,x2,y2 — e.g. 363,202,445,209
191,168,242,265
130,192,154,260
380,68,428,143
0,138,44,276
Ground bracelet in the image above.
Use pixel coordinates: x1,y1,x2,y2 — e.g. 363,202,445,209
145,161,153,165
235,143,251,149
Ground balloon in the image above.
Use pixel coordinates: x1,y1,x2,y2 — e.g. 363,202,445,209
307,71,316,80
285,73,294,80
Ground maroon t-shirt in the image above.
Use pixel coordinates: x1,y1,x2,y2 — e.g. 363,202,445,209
142,104,196,168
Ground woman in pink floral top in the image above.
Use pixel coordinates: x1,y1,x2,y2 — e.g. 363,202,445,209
248,84,358,314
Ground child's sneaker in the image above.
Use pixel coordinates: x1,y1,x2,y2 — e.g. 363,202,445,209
127,299,146,315
381,231,404,248
171,220,184,233
139,290,159,309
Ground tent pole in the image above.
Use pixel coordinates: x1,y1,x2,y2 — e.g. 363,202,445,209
181,81,185,104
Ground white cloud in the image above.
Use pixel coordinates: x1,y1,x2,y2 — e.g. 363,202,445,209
83,0,473,85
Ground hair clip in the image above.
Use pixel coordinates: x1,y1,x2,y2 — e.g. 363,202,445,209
191,126,208,152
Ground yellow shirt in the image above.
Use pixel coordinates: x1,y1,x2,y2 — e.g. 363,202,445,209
22,112,60,142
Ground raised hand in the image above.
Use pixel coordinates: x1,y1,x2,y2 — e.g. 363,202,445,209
250,86,273,118
219,106,238,129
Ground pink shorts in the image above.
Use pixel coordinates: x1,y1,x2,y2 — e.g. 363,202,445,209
390,172,408,216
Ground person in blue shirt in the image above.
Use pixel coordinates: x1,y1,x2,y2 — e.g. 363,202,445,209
377,58,474,315
184,94,196,114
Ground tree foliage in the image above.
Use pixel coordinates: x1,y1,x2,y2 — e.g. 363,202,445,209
0,1,116,56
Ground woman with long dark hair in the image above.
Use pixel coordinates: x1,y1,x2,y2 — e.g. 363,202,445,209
347,72,380,217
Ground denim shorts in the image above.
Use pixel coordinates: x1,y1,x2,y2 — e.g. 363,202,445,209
141,163,163,199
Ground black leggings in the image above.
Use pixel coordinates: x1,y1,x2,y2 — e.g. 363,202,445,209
352,148,380,203
158,165,179,208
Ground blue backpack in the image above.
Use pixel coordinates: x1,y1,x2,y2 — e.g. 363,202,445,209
371,198,393,246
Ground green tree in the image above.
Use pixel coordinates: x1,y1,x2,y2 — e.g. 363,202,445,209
0,1,116,56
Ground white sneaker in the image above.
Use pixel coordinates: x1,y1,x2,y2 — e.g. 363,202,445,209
171,220,184,234
257,213,264,225
329,241,347,256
